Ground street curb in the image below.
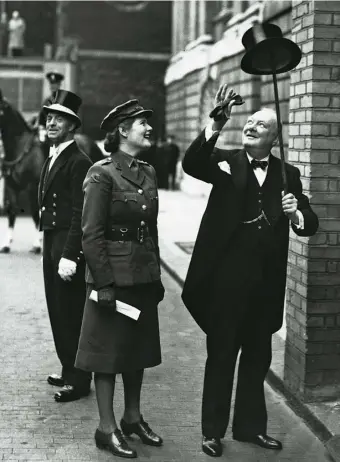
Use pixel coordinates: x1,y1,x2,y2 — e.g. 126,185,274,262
160,258,336,460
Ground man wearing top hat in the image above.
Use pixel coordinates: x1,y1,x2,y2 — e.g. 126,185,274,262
182,24,315,457
38,89,92,402
182,83,318,456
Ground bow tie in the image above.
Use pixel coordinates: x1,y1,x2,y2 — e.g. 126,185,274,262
251,158,268,170
49,146,60,158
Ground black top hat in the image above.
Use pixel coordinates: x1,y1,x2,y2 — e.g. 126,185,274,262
100,99,153,131
46,71,64,83
241,23,302,75
43,90,82,128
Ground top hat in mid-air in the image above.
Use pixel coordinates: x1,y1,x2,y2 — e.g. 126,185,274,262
241,23,302,75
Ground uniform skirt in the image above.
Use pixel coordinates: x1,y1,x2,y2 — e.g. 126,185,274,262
75,283,162,374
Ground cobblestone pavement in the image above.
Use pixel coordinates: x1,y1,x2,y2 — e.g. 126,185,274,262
0,217,330,461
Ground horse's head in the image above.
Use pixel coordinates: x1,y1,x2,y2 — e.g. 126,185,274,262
0,89,31,136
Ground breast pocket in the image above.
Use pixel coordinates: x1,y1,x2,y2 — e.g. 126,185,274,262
112,191,138,204
111,191,139,220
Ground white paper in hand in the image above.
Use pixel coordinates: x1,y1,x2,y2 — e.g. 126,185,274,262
89,290,141,321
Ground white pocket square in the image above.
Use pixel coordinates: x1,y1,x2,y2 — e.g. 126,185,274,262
218,161,231,175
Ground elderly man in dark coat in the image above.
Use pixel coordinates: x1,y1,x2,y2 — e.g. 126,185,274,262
181,84,319,457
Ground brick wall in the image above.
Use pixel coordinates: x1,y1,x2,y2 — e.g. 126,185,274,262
284,0,340,401
165,8,292,158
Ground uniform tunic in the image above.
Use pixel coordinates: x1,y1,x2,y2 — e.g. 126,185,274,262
75,150,164,374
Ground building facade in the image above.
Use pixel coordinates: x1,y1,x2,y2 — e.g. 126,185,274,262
165,0,340,404
57,0,172,139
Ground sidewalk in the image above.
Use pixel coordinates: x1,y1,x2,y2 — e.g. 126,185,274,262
157,188,340,462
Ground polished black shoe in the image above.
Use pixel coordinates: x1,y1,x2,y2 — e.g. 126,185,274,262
233,433,283,450
54,385,90,403
202,436,222,457
120,415,163,447
47,374,64,387
95,428,137,458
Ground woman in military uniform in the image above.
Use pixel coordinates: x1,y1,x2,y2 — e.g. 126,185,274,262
75,100,164,459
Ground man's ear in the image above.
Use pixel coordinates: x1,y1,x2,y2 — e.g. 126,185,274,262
272,136,278,147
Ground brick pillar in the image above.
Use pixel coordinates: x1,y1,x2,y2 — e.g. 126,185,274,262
284,0,340,402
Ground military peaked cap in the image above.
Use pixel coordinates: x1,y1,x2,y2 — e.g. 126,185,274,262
46,71,64,83
100,99,153,131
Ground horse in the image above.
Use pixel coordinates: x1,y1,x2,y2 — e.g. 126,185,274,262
0,92,105,254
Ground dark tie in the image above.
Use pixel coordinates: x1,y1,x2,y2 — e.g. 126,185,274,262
251,158,268,170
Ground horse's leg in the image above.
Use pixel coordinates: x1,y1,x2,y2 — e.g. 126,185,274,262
28,182,42,254
0,187,17,253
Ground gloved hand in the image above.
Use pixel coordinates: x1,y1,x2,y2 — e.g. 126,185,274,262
209,84,244,131
58,257,77,281
98,285,116,310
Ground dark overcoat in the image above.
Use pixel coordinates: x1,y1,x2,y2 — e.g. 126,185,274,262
38,141,92,384
181,131,319,335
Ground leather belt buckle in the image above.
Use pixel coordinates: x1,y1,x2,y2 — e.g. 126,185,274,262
119,227,128,240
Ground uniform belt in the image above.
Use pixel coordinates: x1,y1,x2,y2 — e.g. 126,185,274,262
241,210,271,225
108,226,150,243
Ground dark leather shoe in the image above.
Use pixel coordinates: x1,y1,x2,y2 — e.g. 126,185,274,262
233,433,282,450
95,428,137,458
54,385,90,403
120,415,163,446
47,374,64,387
202,436,222,457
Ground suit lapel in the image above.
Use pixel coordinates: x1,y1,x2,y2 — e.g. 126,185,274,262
229,149,248,192
262,154,284,223
38,157,51,205
42,142,75,200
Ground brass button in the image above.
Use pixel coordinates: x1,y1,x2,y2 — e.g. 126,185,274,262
53,203,56,207
258,225,261,229
41,206,45,211
138,189,143,195
53,212,56,216
140,221,146,226
52,222,56,226
53,193,57,198
142,205,147,210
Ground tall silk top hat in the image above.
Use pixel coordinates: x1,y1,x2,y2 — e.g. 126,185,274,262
241,23,302,75
240,23,302,194
100,99,153,131
43,90,82,128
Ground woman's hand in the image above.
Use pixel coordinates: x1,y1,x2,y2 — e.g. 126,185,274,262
98,285,116,309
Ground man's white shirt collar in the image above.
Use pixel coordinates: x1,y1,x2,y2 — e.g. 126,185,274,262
49,139,74,158
48,140,74,170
